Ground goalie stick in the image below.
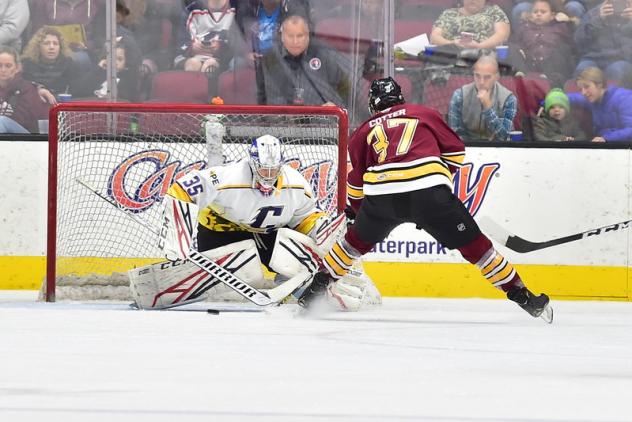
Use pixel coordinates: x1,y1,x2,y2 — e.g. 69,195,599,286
76,178,313,306
479,216,632,253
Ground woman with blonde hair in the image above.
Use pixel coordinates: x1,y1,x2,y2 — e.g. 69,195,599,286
567,67,632,142
21,26,82,96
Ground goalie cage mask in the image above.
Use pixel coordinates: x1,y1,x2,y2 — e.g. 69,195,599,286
368,76,405,114
249,134,284,196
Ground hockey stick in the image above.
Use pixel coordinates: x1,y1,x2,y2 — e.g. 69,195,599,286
479,216,632,253
76,178,313,306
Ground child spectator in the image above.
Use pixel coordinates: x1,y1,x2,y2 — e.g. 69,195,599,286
21,26,82,96
0,0,30,50
0,46,49,133
73,38,139,101
175,0,241,74
533,88,586,140
510,0,586,28
510,0,576,87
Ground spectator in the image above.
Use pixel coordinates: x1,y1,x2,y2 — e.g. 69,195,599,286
448,54,517,141
0,46,49,133
175,0,241,74
257,13,353,107
0,0,30,51
121,0,181,72
510,0,576,87
573,0,632,86
533,87,587,140
21,26,82,96
73,38,139,101
511,0,586,27
235,0,286,65
28,0,106,72
568,66,632,142
430,0,510,50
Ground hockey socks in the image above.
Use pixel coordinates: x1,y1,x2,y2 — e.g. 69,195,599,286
322,227,368,279
458,233,525,292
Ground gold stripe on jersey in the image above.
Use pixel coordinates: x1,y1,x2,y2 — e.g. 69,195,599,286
168,183,193,203
440,152,465,168
216,184,254,190
347,183,363,200
294,211,326,235
363,161,451,185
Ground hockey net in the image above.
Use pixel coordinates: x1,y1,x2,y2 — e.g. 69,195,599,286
45,103,348,302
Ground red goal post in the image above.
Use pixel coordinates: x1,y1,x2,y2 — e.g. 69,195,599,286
46,102,348,302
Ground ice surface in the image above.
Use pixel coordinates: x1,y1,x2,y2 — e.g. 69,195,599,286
1,292,631,422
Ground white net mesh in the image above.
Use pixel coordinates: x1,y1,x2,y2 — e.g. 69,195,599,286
46,105,346,302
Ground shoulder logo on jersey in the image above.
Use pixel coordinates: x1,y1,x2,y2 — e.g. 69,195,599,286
108,149,205,213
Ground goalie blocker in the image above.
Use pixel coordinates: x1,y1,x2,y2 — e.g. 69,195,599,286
132,227,381,311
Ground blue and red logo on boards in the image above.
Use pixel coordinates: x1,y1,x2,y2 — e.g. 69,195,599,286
453,162,500,217
107,149,499,216
107,150,206,213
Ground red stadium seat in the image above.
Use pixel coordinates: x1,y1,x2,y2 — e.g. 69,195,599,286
218,67,258,105
422,75,473,118
149,71,210,103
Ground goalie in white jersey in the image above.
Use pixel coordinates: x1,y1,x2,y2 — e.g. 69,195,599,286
129,134,381,311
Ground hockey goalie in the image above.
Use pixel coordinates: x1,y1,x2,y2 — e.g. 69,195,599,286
129,134,381,311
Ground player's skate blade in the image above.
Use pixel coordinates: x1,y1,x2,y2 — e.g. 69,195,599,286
507,287,553,324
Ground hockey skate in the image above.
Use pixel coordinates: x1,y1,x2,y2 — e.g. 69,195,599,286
297,271,332,309
507,287,554,324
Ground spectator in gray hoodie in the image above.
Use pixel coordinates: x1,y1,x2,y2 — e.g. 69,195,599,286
0,0,30,50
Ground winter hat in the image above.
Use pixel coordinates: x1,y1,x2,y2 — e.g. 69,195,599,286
544,88,570,113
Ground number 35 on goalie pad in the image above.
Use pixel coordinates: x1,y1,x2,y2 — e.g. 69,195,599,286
129,239,265,309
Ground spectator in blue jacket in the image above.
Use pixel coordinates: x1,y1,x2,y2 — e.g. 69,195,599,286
568,66,632,142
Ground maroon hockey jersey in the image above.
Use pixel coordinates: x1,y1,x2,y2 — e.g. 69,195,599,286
347,103,465,212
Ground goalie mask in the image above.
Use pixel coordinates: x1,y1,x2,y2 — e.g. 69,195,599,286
249,134,284,195
368,77,405,114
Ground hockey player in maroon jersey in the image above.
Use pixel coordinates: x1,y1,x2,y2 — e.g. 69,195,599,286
299,77,553,322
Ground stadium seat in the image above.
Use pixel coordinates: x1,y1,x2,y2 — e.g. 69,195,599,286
422,75,473,118
394,20,432,43
217,67,258,105
148,71,211,103
501,75,550,136
314,18,373,54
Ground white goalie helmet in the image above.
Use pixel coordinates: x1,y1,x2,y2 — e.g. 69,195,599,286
249,134,284,195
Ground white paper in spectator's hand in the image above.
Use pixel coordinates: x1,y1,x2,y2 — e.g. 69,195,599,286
394,33,430,56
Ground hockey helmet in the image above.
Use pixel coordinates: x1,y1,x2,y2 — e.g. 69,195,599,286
368,77,405,114
249,134,284,195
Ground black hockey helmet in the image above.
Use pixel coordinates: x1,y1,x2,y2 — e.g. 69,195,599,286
368,77,405,114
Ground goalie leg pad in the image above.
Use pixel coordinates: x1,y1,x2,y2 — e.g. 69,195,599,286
129,260,217,310
269,228,320,278
326,264,382,312
130,239,266,309
158,195,198,261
